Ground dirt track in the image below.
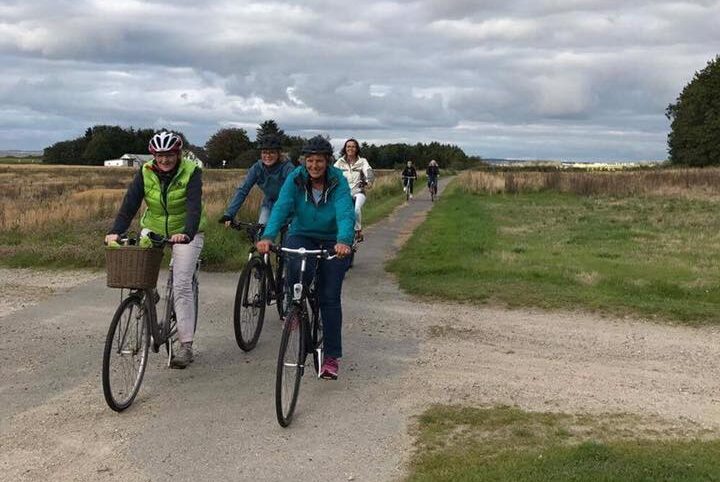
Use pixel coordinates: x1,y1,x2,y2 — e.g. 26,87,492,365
2,178,720,481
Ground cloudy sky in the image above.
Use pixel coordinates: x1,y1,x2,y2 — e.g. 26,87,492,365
1,0,718,160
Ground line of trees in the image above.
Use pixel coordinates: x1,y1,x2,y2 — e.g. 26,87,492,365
43,119,481,169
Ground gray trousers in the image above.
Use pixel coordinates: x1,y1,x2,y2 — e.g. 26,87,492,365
172,233,204,344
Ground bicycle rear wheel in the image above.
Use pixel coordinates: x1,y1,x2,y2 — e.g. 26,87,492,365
233,257,266,351
102,294,150,412
273,254,286,320
275,305,305,427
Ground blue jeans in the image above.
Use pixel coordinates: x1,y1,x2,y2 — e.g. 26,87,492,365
284,235,350,358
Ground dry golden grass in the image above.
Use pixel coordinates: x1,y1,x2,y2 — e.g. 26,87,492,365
0,165,256,232
456,168,720,198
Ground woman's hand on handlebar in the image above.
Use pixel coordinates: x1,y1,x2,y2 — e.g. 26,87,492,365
256,239,272,254
170,233,190,244
334,243,352,258
105,234,120,245
218,214,233,228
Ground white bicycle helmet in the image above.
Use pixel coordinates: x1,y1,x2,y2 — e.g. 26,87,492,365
148,131,183,154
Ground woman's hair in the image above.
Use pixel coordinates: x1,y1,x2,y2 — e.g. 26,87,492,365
340,138,361,157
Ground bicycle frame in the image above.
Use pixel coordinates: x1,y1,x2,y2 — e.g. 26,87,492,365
277,246,334,377
116,242,200,367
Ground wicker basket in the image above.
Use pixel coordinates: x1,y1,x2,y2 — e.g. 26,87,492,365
105,246,164,289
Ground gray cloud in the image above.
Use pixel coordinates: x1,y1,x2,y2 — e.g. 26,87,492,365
0,0,718,159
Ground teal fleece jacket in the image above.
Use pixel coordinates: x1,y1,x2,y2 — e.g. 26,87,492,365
262,165,355,245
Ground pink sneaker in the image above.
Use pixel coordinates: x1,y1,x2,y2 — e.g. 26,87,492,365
320,356,339,380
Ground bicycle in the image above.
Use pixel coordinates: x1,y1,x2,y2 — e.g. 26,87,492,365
347,229,362,269
102,236,200,412
229,221,287,351
428,177,438,202
273,246,340,427
402,176,416,201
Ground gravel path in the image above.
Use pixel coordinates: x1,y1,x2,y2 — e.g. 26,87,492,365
2,178,720,482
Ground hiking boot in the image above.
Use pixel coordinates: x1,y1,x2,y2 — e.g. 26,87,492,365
170,342,194,369
355,230,364,243
320,356,339,380
409,194,413,199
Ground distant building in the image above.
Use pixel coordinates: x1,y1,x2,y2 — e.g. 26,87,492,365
104,152,204,168
184,150,204,168
103,153,153,168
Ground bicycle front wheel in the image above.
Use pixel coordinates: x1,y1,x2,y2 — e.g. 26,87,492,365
233,257,266,351
311,302,324,375
102,294,150,412
275,305,305,427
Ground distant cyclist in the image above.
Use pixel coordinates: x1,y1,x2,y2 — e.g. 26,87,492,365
105,131,206,369
426,159,439,195
401,161,418,199
334,138,374,242
219,134,295,226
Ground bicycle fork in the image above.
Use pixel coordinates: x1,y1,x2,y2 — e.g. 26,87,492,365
291,259,324,379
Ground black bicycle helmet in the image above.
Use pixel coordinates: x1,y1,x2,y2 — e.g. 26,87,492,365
257,134,282,150
301,135,333,155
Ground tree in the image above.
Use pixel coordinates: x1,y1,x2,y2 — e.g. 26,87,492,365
256,119,285,142
42,125,191,164
205,127,252,167
666,55,720,166
81,125,134,164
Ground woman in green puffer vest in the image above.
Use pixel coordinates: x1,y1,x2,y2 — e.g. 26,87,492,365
106,131,206,369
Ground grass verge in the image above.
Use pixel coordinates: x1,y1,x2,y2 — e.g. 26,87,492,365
409,405,720,482
387,184,720,324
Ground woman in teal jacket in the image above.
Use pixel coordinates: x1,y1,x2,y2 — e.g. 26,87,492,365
257,136,354,380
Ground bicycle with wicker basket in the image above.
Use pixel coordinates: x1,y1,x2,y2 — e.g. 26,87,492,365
101,234,200,412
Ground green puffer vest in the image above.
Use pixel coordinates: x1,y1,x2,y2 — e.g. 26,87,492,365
140,158,207,237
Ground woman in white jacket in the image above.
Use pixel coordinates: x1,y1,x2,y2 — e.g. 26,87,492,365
334,138,374,241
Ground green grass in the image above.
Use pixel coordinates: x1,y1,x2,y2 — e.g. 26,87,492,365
0,215,253,272
387,186,720,324
363,176,407,226
0,156,42,164
409,405,720,482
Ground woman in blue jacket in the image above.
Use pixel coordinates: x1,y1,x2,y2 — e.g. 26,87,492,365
219,134,295,225
257,136,354,380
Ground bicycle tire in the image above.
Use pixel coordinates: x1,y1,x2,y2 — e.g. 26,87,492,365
273,255,286,319
275,305,305,427
102,294,150,412
233,257,266,351
310,299,324,375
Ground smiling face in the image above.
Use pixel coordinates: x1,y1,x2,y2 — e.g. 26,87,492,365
344,140,359,160
154,152,180,172
305,154,328,180
261,149,280,166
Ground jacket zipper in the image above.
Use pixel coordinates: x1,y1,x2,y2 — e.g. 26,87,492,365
159,167,182,238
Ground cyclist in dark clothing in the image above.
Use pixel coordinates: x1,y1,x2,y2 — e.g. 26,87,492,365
401,161,417,199
426,159,439,193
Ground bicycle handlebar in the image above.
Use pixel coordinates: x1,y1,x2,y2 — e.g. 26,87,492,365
269,245,345,260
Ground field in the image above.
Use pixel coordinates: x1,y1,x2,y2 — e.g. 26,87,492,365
0,165,403,271
388,168,720,324
408,405,720,481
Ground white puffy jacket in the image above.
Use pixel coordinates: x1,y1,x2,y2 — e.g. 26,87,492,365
334,156,375,197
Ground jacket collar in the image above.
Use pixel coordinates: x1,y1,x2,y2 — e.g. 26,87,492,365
293,166,341,205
